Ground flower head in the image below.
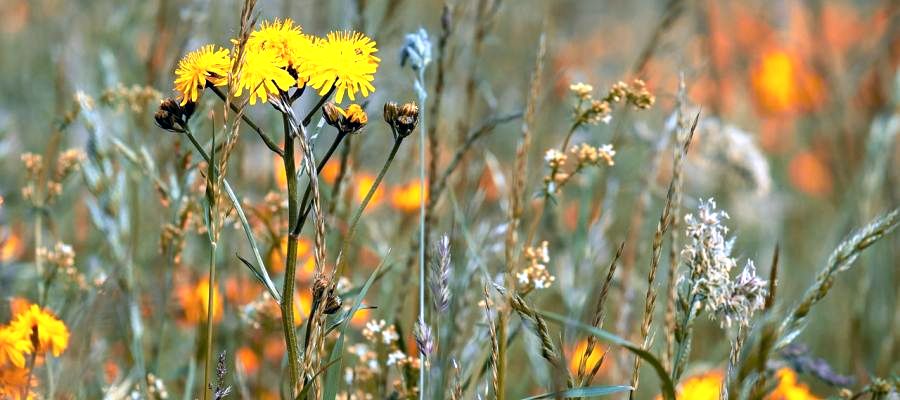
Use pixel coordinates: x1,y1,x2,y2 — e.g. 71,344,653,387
682,199,767,328
769,368,821,400
246,18,318,86
10,304,70,356
0,326,32,368
306,31,380,103
174,45,231,106
233,47,296,105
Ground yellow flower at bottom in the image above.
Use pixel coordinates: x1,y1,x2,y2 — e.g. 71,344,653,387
9,304,69,357
174,45,231,106
233,48,296,105
0,326,32,368
0,366,36,400
769,368,820,400
656,370,723,400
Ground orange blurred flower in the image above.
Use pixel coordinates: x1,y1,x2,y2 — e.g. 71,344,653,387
354,173,384,208
176,278,223,326
224,276,263,306
788,151,832,197
0,365,36,400
270,237,316,280
349,307,370,328
769,368,820,400
750,50,825,116
0,232,24,263
657,370,723,400
390,180,428,213
236,346,260,376
321,160,343,184
274,156,288,190
567,339,612,380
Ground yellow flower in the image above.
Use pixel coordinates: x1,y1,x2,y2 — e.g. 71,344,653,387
656,370,723,400
173,45,231,106
305,31,379,103
0,326,32,368
233,47,296,105
176,277,223,325
769,368,820,400
246,18,318,86
10,304,69,357
0,366,36,400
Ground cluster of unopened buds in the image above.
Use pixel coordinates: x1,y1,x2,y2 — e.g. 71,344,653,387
543,143,616,192
569,79,655,125
20,149,85,205
38,242,85,288
516,240,555,294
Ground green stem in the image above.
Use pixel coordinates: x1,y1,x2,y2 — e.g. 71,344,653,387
33,211,44,302
334,137,404,278
416,68,428,400
280,114,302,396
292,130,348,236
209,86,283,157
202,241,217,400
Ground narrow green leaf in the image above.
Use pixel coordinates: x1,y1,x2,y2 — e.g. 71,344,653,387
322,251,390,400
521,385,633,400
539,311,677,400
223,180,281,303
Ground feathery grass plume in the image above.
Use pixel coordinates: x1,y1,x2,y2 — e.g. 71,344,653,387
430,234,452,313
629,146,679,399
664,74,690,370
414,316,434,361
506,32,544,271
482,286,503,399
577,242,623,385
776,207,899,349
509,294,573,388
211,351,233,399
671,197,768,382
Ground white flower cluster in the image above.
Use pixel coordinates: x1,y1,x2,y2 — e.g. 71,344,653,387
516,241,556,292
682,199,767,328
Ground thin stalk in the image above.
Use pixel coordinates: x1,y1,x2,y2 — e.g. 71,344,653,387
334,137,404,278
496,312,508,400
209,86,283,157
281,115,301,395
33,212,44,302
202,241,217,400
302,85,336,126
415,67,428,400
291,130,348,236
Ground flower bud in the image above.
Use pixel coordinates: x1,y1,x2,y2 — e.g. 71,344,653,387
323,102,367,134
384,101,419,138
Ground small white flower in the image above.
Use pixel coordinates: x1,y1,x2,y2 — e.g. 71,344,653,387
386,350,407,366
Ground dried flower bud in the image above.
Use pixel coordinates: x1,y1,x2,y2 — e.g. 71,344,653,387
323,293,342,315
384,101,419,138
324,102,368,134
155,110,180,133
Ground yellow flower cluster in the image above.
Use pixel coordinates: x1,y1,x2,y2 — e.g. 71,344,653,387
174,18,379,106
0,301,70,399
